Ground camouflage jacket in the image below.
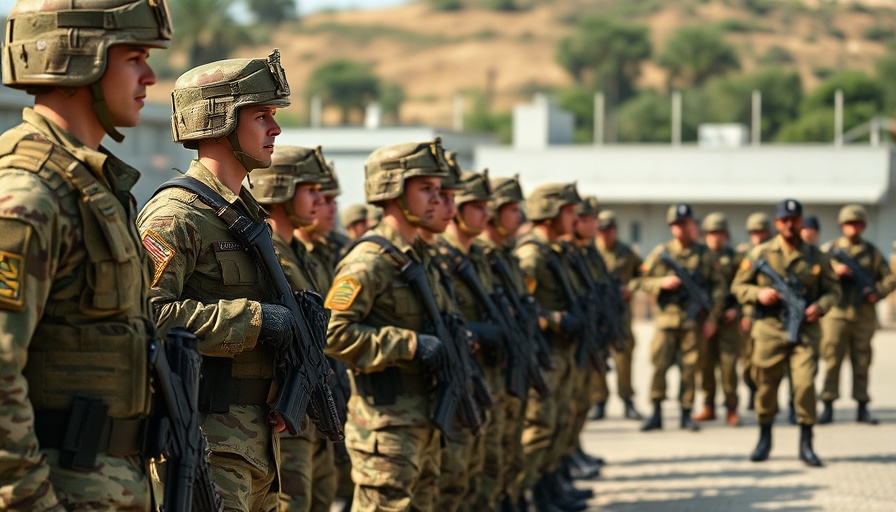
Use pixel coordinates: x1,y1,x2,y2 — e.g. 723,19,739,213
822,236,896,321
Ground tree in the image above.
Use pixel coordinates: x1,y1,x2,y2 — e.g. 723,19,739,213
307,60,381,124
377,81,405,123
615,89,705,143
555,17,651,105
704,68,802,140
172,0,251,69
245,0,297,25
430,0,463,11
658,26,740,88
875,55,896,115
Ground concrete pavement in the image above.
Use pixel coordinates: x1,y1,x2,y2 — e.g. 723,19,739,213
577,320,896,511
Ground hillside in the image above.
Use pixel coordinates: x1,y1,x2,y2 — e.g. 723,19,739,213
148,0,896,128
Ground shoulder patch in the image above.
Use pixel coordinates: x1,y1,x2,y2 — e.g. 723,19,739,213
525,275,537,295
0,222,30,311
740,258,752,271
142,230,175,287
325,276,362,311
811,264,821,276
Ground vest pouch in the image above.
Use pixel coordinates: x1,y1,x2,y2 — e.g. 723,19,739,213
232,343,276,380
26,321,150,418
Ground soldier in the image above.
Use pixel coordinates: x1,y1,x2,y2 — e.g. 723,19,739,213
801,215,821,246
477,175,531,510
138,51,304,510
297,169,348,284
693,213,743,426
342,204,372,240
0,0,170,508
515,183,593,512
595,210,643,421
737,212,773,411
731,199,839,467
633,204,726,433
818,205,895,425
324,139,453,511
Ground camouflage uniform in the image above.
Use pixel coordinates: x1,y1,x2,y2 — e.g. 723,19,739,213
139,52,293,511
0,1,170,509
818,205,896,422
324,140,452,512
593,211,643,412
632,204,726,429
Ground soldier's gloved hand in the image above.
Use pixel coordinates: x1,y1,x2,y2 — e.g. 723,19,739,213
467,322,505,352
414,334,446,372
559,312,582,334
260,303,303,368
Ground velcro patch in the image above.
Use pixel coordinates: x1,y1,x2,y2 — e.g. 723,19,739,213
325,276,362,311
0,221,31,311
142,230,175,287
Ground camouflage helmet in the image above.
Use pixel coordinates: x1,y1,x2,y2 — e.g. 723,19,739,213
319,160,341,197
579,196,599,217
171,49,290,153
597,210,617,230
3,0,172,90
251,146,330,205
456,169,493,206
745,212,771,232
364,137,450,204
442,150,466,190
838,204,867,224
526,182,581,222
490,174,525,211
702,212,728,233
341,204,369,228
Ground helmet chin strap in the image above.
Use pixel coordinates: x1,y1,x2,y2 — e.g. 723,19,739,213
227,131,267,172
284,202,313,229
454,209,481,238
89,82,125,143
397,194,423,227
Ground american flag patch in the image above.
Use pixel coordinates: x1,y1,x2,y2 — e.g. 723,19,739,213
142,230,175,286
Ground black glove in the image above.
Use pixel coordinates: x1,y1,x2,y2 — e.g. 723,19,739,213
466,322,506,351
260,303,303,369
414,334,446,372
559,312,582,335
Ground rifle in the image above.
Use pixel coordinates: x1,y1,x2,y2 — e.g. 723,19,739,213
489,255,554,372
831,248,878,302
569,246,626,352
327,357,351,464
155,176,342,441
658,251,714,321
561,249,609,372
443,245,550,399
754,258,807,344
149,328,223,512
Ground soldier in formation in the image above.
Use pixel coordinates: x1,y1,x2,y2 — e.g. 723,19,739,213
0,0,170,508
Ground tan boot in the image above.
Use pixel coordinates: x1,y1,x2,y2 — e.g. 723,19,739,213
693,404,716,422
726,407,740,426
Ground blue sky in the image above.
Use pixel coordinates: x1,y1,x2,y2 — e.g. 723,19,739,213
0,0,409,16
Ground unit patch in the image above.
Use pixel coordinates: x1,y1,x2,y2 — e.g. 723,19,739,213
325,276,362,311
142,230,175,286
740,258,752,272
0,221,31,311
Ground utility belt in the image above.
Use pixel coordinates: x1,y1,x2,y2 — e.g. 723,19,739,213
198,357,273,414
34,395,146,470
351,367,432,406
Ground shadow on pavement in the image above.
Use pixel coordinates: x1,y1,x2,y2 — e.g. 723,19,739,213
596,483,822,512
611,454,758,466
822,453,896,464
604,468,803,483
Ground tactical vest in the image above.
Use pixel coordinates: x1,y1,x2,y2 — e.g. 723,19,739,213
0,133,151,418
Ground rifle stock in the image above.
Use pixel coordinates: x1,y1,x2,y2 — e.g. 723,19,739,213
754,258,806,344
832,248,877,301
658,252,713,321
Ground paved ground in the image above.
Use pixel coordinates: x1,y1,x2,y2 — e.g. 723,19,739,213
577,320,896,511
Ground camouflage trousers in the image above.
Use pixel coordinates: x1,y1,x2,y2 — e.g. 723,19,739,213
346,421,441,512
278,429,337,512
591,327,637,403
520,342,574,490
36,450,152,510
560,360,591,458
649,327,700,409
203,405,280,512
820,315,876,402
438,426,476,512
465,364,505,511
500,394,525,502
698,320,743,409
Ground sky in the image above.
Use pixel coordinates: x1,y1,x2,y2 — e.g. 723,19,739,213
0,0,409,16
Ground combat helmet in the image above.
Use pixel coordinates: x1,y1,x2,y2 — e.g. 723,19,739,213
745,212,771,232
579,196,599,217
442,150,466,191
490,175,525,210
251,145,329,227
3,0,173,142
365,137,450,224
838,204,867,224
171,49,291,171
341,204,369,229
454,170,493,236
319,160,341,198
702,212,729,233
526,182,581,222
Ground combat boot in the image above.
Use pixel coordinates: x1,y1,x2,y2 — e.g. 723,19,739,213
857,401,880,425
587,401,606,420
499,495,517,512
554,468,595,500
680,408,701,432
623,399,643,420
726,406,740,426
564,453,600,481
575,445,605,466
787,399,797,425
799,424,823,467
749,424,772,462
532,480,566,512
693,403,716,422
641,400,663,431
549,471,593,507
537,474,587,512
817,400,833,424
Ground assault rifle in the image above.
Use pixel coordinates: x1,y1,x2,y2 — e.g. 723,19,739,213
831,248,878,302
327,358,351,464
445,247,550,399
658,252,714,321
489,255,554,372
562,249,609,372
149,328,222,512
754,258,806,344
155,176,342,441
568,246,626,353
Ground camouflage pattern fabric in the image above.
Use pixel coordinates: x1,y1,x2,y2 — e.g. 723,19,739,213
699,245,744,409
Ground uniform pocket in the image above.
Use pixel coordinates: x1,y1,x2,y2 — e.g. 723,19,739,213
214,248,260,286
